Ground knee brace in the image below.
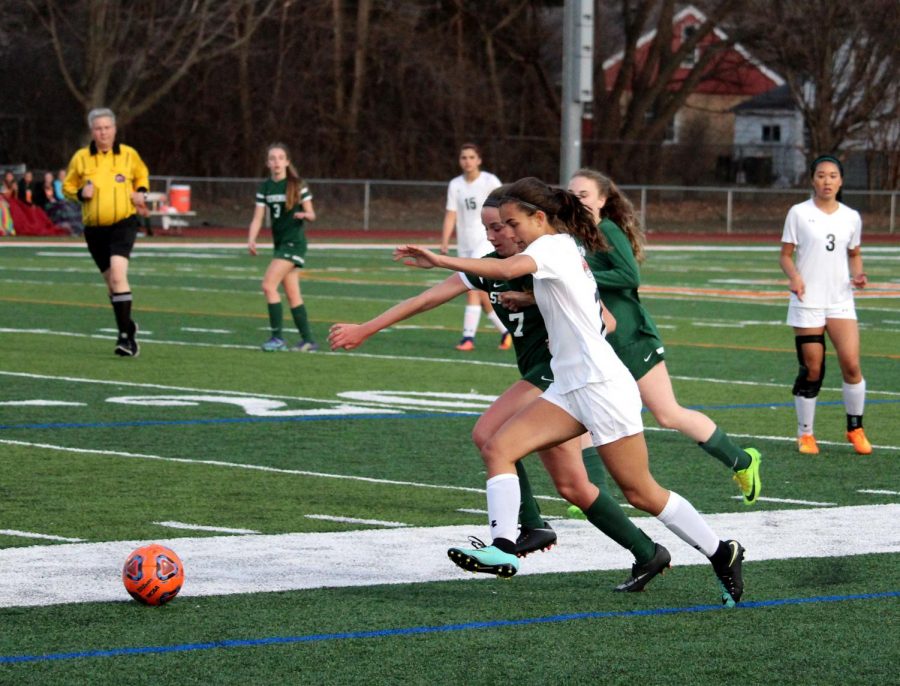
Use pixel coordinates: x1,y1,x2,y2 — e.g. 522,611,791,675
792,334,826,398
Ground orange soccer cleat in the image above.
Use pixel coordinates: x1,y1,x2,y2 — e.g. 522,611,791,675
455,337,475,351
498,332,513,350
846,428,873,455
797,434,819,455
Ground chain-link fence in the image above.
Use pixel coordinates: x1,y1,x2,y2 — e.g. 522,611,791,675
150,176,898,235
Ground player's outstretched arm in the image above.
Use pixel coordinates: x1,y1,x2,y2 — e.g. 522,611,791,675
329,274,468,350
394,244,536,281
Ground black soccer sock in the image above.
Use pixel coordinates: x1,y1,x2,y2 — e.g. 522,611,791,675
847,414,863,431
492,537,516,554
110,292,133,336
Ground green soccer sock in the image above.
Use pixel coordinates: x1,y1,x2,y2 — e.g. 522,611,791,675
290,304,314,342
699,426,751,471
583,492,656,564
580,447,655,564
267,302,283,338
516,460,545,529
581,447,608,491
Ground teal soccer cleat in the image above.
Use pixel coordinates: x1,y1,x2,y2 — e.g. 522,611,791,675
448,539,519,578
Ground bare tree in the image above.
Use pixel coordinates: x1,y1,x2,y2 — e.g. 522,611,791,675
744,0,900,164
590,0,748,181
27,0,278,125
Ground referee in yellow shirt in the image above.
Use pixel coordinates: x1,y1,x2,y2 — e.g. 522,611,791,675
63,108,150,357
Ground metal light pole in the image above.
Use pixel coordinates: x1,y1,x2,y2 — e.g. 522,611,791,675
560,0,594,185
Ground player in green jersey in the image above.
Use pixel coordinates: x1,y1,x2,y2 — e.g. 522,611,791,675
328,186,672,592
566,169,761,505
247,143,318,352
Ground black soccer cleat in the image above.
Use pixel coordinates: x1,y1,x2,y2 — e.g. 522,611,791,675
515,523,557,557
711,539,745,607
614,543,671,592
114,335,140,357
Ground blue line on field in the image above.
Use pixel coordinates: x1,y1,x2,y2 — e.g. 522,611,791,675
2,590,897,665
0,398,896,432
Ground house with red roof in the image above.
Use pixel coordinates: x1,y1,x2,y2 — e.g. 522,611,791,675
601,4,783,179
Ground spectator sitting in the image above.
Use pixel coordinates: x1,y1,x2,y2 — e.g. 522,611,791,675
53,169,67,201
34,171,57,211
45,168,84,236
0,194,13,236
17,170,35,204
2,171,17,199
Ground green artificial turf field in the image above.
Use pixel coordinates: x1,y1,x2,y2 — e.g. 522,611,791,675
0,240,897,685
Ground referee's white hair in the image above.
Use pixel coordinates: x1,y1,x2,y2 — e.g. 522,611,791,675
87,108,116,128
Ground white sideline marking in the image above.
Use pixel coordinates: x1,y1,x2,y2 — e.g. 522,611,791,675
0,529,84,543
0,400,85,407
304,515,409,528
0,329,518,370
730,496,835,506
99,327,153,335
0,504,897,608
154,521,260,535
180,327,233,334
858,489,900,496
0,438,498,498
6,240,898,253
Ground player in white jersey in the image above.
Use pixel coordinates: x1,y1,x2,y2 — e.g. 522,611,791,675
396,177,745,607
780,155,871,455
440,143,510,351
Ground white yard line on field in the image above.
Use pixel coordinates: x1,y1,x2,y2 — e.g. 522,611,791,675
0,400,85,407
730,496,836,506
304,515,409,527
0,330,519,370
153,521,260,535
0,529,85,543
0,504,897,608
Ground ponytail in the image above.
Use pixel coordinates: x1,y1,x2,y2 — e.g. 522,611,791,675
501,177,608,253
572,168,645,262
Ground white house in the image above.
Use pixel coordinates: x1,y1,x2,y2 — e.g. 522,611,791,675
732,84,806,185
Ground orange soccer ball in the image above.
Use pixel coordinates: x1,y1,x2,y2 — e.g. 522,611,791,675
122,544,184,606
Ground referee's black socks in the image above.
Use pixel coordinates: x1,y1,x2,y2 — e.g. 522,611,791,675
110,292,133,336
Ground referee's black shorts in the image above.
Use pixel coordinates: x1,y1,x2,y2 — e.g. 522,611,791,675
83,215,140,273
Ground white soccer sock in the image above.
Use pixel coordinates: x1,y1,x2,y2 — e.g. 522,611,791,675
486,473,520,544
462,305,481,338
795,396,817,436
656,491,719,557
486,309,507,334
842,379,866,417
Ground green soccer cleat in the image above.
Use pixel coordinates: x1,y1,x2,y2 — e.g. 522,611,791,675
733,448,762,505
448,541,519,578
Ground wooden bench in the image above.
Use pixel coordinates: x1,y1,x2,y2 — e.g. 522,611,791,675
145,191,197,232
